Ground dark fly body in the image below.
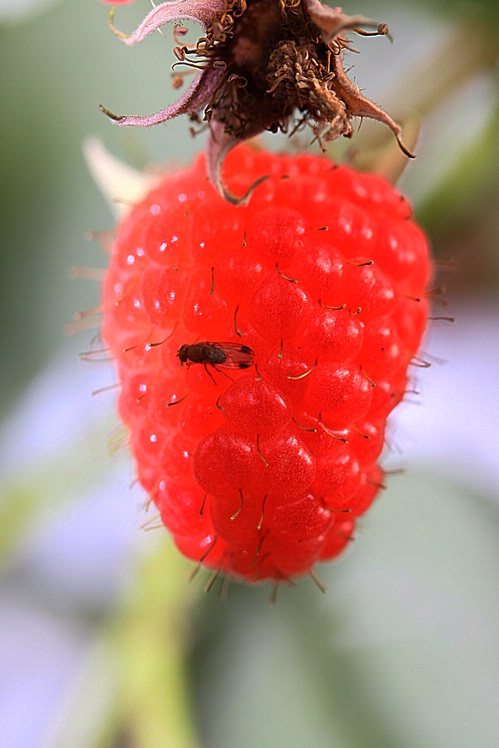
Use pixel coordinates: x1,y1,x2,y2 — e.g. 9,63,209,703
177,342,254,371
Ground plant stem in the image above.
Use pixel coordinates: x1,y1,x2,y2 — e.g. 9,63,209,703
111,540,202,748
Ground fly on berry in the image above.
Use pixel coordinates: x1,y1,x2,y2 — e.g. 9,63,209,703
177,342,254,370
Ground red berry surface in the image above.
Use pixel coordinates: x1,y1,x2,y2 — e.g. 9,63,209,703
101,146,431,584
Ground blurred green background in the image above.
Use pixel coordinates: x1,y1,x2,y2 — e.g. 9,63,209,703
1,1,498,747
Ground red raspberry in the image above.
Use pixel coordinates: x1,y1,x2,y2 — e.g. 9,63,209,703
101,146,431,585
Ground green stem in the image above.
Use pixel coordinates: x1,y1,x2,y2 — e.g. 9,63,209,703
111,540,202,748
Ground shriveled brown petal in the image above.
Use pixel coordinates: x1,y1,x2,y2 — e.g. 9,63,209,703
329,54,415,158
303,0,379,44
99,67,224,127
303,0,415,159
110,0,226,45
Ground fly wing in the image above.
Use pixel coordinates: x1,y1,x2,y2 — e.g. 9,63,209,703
214,343,254,369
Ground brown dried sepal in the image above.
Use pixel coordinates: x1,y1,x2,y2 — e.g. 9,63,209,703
102,0,414,203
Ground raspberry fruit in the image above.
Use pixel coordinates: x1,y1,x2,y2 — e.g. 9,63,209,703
101,146,431,585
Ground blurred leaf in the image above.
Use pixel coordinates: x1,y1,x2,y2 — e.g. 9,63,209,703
416,100,499,233
187,471,499,748
419,0,499,21
0,351,123,571
110,541,201,748
0,435,121,572
43,634,119,748
31,537,202,748
0,0,62,23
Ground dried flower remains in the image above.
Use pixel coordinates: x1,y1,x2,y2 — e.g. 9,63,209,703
100,0,414,203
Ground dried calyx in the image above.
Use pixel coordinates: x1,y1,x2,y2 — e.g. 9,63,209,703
100,0,413,204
